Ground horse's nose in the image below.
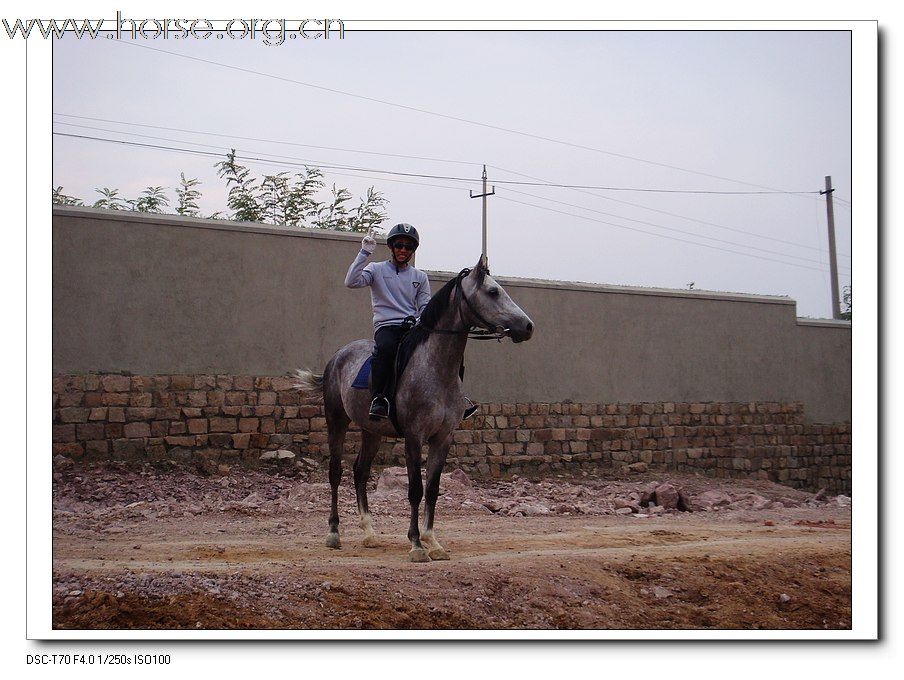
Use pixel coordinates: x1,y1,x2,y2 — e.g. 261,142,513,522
513,320,534,342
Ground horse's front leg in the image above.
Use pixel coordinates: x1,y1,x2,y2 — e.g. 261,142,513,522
354,430,382,548
404,437,430,562
421,434,452,560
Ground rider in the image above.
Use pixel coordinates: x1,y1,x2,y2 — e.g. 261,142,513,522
345,223,478,421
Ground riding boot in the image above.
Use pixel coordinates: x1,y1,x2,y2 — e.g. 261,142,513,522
369,395,390,420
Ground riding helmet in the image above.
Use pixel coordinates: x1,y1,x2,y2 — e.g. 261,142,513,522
386,223,420,249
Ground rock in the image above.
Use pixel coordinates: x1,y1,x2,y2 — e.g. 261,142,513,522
779,593,791,603
276,449,296,460
639,483,659,506
298,457,319,469
505,502,550,517
53,455,74,470
749,495,773,511
835,495,851,508
448,468,472,487
614,497,640,511
684,490,732,512
375,467,409,495
652,586,674,599
482,499,503,512
654,483,680,510
624,462,648,473
615,507,633,515
813,488,828,501
648,505,665,515
259,451,279,461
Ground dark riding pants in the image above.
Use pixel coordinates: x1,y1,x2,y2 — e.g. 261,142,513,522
371,324,407,399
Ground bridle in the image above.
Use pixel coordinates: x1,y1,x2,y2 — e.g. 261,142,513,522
420,267,510,341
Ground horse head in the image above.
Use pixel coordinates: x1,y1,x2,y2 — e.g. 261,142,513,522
460,254,534,343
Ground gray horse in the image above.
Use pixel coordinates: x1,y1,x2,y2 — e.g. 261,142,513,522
294,255,534,562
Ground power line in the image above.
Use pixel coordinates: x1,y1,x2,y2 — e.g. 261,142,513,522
112,40,828,197
496,195,836,275
52,131,482,185
53,112,482,168
490,163,851,261
496,185,851,271
54,118,823,196
54,130,849,271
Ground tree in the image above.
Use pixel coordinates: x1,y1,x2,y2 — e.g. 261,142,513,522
215,149,264,223
128,186,170,213
348,187,388,234
52,150,389,234
840,285,851,321
52,186,83,206
92,187,127,210
175,173,202,217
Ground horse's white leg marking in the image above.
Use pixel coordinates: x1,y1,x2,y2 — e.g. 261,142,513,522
420,529,450,561
359,512,379,548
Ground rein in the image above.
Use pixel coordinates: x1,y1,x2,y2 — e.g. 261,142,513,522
419,268,509,342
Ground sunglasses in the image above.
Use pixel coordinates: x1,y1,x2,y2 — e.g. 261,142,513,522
392,242,416,251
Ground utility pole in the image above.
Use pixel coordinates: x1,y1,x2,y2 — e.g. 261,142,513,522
820,175,841,320
470,164,495,259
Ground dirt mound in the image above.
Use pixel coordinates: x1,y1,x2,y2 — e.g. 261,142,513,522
52,462,851,630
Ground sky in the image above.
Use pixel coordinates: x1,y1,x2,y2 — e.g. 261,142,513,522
52,28,853,318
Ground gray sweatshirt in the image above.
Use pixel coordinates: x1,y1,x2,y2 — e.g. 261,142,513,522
345,250,432,330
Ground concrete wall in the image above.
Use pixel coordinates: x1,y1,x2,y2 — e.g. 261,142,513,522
52,207,851,423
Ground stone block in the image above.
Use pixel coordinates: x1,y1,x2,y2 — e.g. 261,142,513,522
129,392,153,407
533,429,553,442
53,424,76,442
101,374,131,392
123,422,150,438
83,392,103,407
77,423,106,440
209,417,237,433
126,407,156,421
85,440,109,456
53,442,84,458
286,419,308,434
57,392,84,407
58,407,89,423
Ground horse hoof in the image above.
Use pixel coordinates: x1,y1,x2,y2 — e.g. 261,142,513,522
408,548,430,563
362,535,379,548
326,533,341,549
428,547,450,561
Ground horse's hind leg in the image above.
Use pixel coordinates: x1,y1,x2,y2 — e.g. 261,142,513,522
421,435,452,561
404,437,430,563
325,412,349,550
354,430,382,548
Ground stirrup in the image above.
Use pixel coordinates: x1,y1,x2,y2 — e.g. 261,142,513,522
462,397,479,421
369,395,390,420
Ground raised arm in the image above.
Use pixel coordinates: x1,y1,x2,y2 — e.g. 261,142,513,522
344,228,377,288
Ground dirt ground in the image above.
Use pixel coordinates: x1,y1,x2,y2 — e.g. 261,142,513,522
51,459,851,631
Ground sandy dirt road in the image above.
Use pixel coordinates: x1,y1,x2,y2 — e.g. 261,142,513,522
52,462,851,631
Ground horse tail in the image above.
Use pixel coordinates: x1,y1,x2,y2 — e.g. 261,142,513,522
292,368,324,402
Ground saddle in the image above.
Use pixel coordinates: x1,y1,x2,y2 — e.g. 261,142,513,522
351,317,418,435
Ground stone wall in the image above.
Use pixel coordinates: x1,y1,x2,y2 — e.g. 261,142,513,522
52,374,852,494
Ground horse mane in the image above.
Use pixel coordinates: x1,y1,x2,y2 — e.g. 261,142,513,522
401,266,486,354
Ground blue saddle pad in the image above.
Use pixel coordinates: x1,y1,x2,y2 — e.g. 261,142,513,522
352,356,372,389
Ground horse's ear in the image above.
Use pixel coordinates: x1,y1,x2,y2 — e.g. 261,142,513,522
475,253,488,271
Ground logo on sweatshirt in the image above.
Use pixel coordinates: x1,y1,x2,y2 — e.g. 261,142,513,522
413,282,421,289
